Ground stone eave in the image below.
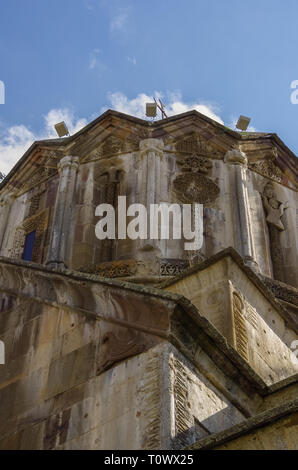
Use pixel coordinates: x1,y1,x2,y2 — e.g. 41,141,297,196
160,247,298,334
1,254,296,398
1,109,297,192
186,398,298,450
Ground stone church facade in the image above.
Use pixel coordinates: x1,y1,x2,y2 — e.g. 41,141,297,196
0,109,297,449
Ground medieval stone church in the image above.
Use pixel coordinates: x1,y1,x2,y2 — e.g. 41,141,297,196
0,109,297,450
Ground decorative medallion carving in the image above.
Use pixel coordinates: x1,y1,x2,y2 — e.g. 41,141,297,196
173,139,220,204
173,172,220,204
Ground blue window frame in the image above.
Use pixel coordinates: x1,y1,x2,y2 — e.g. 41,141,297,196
23,230,36,261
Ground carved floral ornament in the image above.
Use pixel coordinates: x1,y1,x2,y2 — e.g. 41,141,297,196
249,159,284,183
173,152,220,204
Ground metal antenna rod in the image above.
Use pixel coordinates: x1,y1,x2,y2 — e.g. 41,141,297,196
154,98,168,119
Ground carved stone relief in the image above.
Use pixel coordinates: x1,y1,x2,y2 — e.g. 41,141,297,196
262,182,288,231
232,291,249,362
173,142,220,204
160,259,189,276
249,159,284,183
175,134,221,159
9,209,49,263
261,182,288,282
82,259,137,278
84,135,139,162
173,172,220,204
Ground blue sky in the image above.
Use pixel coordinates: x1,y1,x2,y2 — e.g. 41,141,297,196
1,0,298,174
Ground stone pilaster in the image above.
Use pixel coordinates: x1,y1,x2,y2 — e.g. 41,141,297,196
138,138,164,252
46,156,79,269
0,194,14,254
123,138,164,276
225,149,258,271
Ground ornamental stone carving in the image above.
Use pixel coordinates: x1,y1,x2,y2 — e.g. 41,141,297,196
84,135,140,162
249,159,284,183
174,144,219,204
232,291,249,362
175,134,221,159
160,259,189,276
181,154,213,174
82,260,137,278
262,182,288,231
173,172,220,204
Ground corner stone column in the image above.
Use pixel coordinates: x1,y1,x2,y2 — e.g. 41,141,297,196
0,194,14,254
46,156,79,269
225,149,258,271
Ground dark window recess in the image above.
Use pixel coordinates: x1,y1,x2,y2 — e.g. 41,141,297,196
23,230,36,261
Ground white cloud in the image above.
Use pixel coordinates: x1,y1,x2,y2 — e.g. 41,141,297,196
0,93,256,177
0,125,35,175
127,56,136,66
88,49,107,76
110,7,130,32
0,108,87,175
102,91,224,124
89,48,100,70
101,92,157,118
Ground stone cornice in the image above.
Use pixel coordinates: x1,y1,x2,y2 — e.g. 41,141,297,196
1,109,297,193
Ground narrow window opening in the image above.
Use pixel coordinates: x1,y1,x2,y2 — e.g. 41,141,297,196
23,230,36,261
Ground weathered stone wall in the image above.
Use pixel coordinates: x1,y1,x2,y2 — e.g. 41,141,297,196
0,176,59,264
0,293,164,450
165,254,298,385
0,288,254,450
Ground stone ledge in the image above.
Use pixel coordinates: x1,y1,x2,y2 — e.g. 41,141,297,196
0,254,297,396
186,398,298,450
160,247,298,334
